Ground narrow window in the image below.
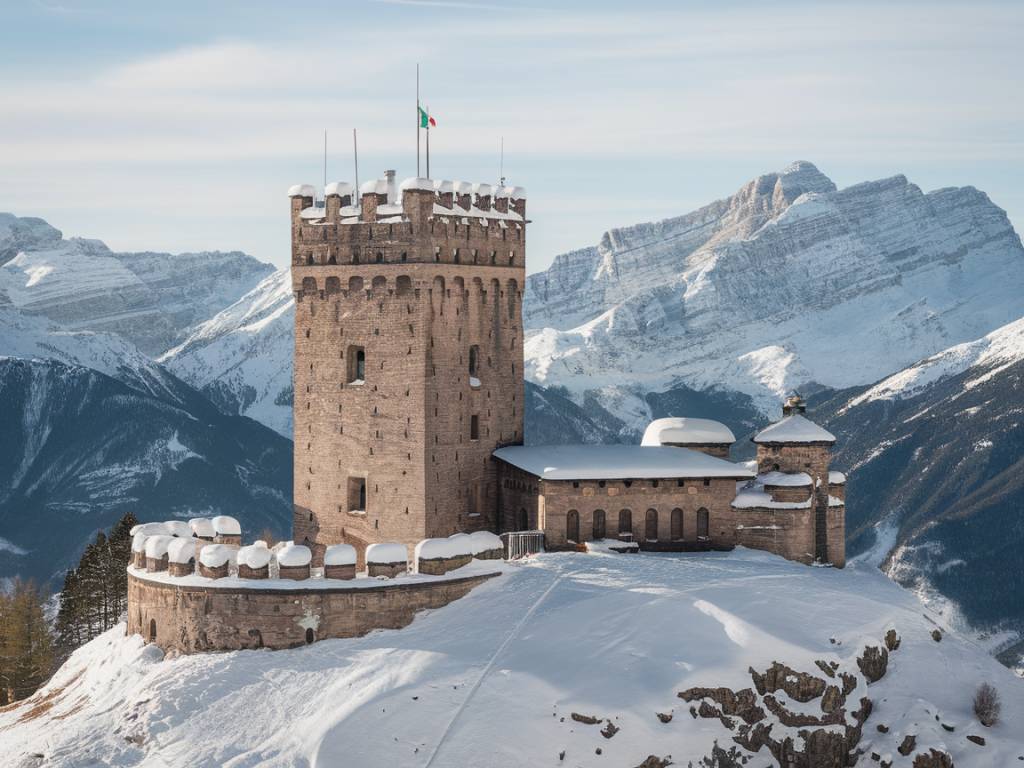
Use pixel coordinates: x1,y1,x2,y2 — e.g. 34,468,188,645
618,509,632,539
468,345,480,378
376,252,383,263
671,508,683,540
645,509,658,542
566,510,579,543
697,508,710,539
305,628,315,644
453,248,460,263
347,346,366,383
593,509,606,539
348,477,366,512
434,246,441,262
470,415,480,440
149,619,157,642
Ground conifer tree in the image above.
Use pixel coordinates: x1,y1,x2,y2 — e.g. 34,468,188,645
0,580,55,702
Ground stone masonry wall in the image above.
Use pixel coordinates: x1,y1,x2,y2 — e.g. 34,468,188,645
127,570,498,654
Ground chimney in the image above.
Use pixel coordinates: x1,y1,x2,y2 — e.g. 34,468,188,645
782,393,806,416
385,170,397,205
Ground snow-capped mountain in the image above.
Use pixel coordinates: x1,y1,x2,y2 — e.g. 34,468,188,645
2,549,1021,767
160,269,294,437
0,213,273,356
0,357,291,588
811,316,1024,635
524,162,1024,429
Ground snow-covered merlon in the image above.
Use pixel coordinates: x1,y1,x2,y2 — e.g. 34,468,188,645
130,522,169,537
143,535,175,559
164,520,192,538
469,531,503,555
366,542,408,565
493,444,754,480
189,517,215,538
131,533,148,554
287,184,316,198
324,543,357,566
324,182,354,198
199,544,236,568
641,417,735,446
237,543,272,569
167,538,196,565
276,543,312,568
399,177,434,192
211,515,241,536
753,414,836,444
829,470,847,484
415,536,473,561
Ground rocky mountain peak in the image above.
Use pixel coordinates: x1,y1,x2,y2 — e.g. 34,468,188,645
0,213,63,265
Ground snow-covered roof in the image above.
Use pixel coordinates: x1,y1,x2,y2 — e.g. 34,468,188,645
400,177,434,192
366,542,407,565
144,535,175,559
415,537,472,561
752,414,836,444
469,530,503,555
212,515,241,536
324,543,357,567
288,184,316,198
199,544,235,568
731,484,812,510
493,445,754,480
641,417,735,446
189,518,215,538
829,471,846,484
164,520,192,538
167,538,196,565
238,544,272,569
758,471,812,487
276,543,311,568
324,181,353,197
130,522,169,537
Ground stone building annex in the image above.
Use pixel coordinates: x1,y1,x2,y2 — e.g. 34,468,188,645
125,171,847,653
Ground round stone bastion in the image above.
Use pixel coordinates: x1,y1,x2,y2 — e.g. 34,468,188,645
127,565,501,654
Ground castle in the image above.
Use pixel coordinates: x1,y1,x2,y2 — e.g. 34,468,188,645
125,170,846,654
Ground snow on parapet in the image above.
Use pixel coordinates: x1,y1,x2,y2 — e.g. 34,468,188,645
167,538,196,564
144,535,175,559
641,417,736,446
189,517,214,538
324,181,354,198
732,485,812,510
199,544,236,568
434,179,454,193
400,177,434,192
829,471,847,484
237,544,272,569
131,522,169,537
472,183,493,197
276,543,311,567
211,515,241,536
469,531,503,555
360,178,388,196
493,444,754,481
164,520,192,538
287,184,316,198
759,471,812,487
366,542,407,564
131,532,148,553
324,543,356,566
753,414,836,444
415,537,471,561
500,185,526,199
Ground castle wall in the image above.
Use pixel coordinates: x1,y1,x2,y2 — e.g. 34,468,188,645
127,569,498,654
733,508,817,565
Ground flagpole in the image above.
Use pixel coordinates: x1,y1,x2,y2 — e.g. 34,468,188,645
426,104,430,179
416,64,421,178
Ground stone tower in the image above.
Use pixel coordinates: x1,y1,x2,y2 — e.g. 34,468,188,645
289,173,527,565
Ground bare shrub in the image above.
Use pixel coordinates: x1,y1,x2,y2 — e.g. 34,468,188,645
973,682,1001,727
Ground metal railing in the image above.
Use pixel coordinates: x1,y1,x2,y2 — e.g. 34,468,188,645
501,531,545,560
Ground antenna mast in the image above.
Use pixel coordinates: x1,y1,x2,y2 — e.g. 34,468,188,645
499,136,505,186
353,128,360,203
323,129,328,201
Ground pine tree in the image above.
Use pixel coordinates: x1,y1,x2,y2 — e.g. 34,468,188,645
0,580,55,702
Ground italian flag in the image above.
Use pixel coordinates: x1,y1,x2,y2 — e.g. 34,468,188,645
418,106,436,128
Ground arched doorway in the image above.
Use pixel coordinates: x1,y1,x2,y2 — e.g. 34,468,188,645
593,509,606,539
697,508,710,539
671,508,683,540
517,508,528,531
305,628,315,644
645,509,658,541
566,510,579,543
148,619,157,642
618,509,632,540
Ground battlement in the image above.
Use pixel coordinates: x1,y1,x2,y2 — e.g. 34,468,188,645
289,171,528,269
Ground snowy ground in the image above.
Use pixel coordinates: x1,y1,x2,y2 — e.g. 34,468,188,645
1,549,1021,767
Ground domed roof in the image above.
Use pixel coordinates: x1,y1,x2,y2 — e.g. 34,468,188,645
641,417,736,446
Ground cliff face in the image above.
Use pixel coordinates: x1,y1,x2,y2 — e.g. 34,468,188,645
523,162,1024,425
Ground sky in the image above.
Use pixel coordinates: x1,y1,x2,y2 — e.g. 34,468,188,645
1,0,1022,274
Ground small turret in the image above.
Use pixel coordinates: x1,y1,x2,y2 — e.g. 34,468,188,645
783,392,807,416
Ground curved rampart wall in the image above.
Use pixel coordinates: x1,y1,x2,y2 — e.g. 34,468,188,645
127,569,498,654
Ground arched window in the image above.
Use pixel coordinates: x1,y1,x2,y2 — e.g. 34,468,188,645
593,509,606,539
149,618,157,642
618,509,632,539
645,509,658,542
469,345,480,378
697,508,710,539
305,627,315,644
566,510,579,543
359,481,367,510
671,508,683,541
